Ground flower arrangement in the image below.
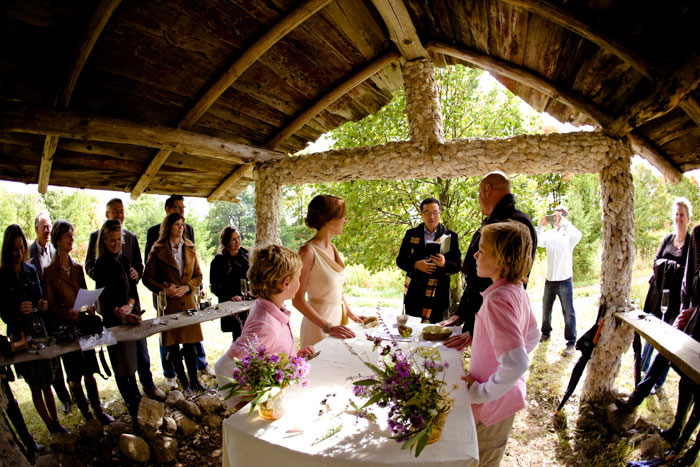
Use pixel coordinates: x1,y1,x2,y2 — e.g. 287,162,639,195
347,323,453,457
220,336,310,417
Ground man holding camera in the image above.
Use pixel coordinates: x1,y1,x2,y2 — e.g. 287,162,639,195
537,205,582,355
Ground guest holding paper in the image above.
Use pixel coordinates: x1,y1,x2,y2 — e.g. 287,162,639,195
43,220,114,424
396,197,461,323
215,245,314,406
93,219,142,418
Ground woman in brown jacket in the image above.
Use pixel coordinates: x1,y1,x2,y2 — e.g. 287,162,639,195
143,212,204,393
43,220,114,424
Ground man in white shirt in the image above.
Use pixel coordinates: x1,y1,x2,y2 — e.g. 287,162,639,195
536,205,582,355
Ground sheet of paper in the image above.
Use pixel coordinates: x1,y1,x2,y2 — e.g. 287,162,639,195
72,288,104,310
439,234,451,254
79,328,115,350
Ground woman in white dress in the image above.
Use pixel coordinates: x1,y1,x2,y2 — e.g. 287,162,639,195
293,195,364,347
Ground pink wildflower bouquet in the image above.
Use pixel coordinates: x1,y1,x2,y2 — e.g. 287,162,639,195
348,328,452,457
220,336,310,417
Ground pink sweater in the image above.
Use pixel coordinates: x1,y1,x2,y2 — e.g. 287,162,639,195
226,298,296,360
469,279,540,426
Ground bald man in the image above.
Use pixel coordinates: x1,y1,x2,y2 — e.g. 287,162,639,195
442,172,537,350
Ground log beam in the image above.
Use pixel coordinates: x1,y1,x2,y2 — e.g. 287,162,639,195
370,0,427,60
38,0,121,193
207,164,254,203
1,107,285,163
679,96,700,128
428,42,612,127
627,133,683,184
502,0,654,79
130,0,328,199
265,50,400,149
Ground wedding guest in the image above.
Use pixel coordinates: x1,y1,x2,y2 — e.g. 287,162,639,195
28,211,72,414
43,220,114,424
144,195,213,389
210,226,249,337
462,221,540,466
0,224,69,435
292,195,364,347
85,198,165,402
215,245,314,406
93,220,142,417
143,212,205,394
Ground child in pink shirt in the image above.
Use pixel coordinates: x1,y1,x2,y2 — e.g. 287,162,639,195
462,221,540,466
215,245,314,406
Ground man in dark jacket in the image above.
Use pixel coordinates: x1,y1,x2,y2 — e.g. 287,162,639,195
442,172,537,350
396,198,461,323
85,198,166,401
144,195,213,390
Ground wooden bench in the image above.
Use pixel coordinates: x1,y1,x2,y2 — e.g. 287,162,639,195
0,301,251,366
614,310,700,386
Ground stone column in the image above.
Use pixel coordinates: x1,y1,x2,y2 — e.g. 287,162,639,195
402,58,445,145
0,381,31,467
581,143,636,401
254,165,282,248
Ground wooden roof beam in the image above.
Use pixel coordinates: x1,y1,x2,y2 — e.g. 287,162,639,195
207,164,254,203
265,50,400,149
370,0,427,60
130,0,330,199
501,0,654,79
38,0,121,194
1,107,285,163
627,133,683,184
427,42,613,127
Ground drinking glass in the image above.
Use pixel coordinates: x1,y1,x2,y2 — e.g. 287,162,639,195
660,289,670,320
157,291,167,324
194,288,201,308
240,279,249,300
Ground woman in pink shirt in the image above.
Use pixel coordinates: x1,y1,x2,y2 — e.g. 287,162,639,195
462,221,540,466
215,245,314,405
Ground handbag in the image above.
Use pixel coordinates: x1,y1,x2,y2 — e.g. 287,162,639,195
10,331,28,353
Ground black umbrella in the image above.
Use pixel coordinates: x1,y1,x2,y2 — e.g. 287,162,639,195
633,332,643,387
555,309,606,415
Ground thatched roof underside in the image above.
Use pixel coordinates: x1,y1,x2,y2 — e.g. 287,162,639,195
1,0,699,201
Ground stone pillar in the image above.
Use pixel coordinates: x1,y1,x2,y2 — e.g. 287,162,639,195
254,165,282,248
581,143,636,401
0,380,31,467
402,58,445,145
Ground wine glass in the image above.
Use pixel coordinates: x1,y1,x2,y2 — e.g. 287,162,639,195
194,288,201,309
240,279,249,300
660,289,670,320
157,291,167,324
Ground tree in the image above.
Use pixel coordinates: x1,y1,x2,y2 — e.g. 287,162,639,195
206,186,256,252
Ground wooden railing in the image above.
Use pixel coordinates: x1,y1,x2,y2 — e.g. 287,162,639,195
0,301,251,366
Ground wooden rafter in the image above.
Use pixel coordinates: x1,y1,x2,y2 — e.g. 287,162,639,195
502,0,654,79
207,164,254,203
38,0,121,194
370,0,427,60
679,96,700,128
627,133,683,184
131,0,331,200
428,42,612,127
1,108,285,163
265,50,400,150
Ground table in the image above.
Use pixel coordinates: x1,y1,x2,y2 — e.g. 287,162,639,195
222,312,479,466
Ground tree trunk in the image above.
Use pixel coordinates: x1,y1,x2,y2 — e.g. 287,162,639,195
254,167,282,247
0,375,32,467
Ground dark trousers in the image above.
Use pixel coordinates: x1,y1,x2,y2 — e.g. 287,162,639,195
160,340,207,378
541,278,577,345
52,360,71,403
135,338,155,390
629,352,671,406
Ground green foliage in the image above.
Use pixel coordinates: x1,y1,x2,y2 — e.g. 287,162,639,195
124,194,163,247
42,190,101,245
565,174,602,279
206,186,256,252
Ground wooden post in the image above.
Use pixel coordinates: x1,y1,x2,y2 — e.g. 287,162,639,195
581,142,636,401
402,58,445,145
254,166,282,248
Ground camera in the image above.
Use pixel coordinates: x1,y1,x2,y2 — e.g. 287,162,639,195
545,214,557,225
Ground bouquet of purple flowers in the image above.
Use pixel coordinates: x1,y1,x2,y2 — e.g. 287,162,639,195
220,336,310,417
348,328,452,457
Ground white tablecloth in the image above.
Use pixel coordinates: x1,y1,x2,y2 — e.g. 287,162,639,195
222,312,478,466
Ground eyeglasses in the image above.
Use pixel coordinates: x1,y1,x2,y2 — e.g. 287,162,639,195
421,210,440,216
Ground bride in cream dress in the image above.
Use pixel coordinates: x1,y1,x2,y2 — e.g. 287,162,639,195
293,195,364,347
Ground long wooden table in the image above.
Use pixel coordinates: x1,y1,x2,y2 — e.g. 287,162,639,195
0,301,251,366
614,310,700,385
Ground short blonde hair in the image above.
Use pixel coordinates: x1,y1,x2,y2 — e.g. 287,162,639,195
673,197,692,219
247,245,302,299
480,221,532,284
